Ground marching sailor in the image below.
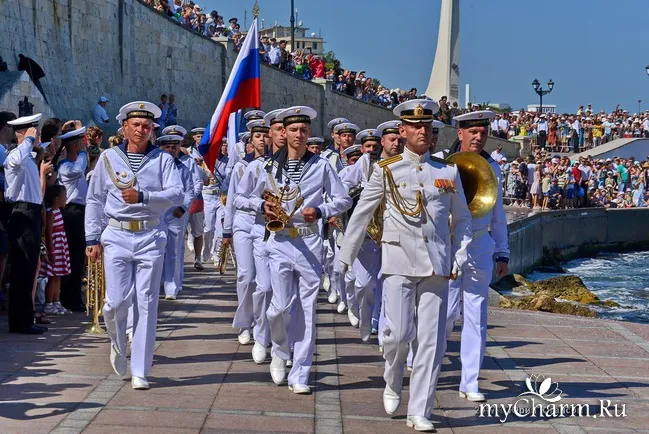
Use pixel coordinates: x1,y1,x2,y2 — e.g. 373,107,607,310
57,125,89,312
330,122,360,315
442,110,510,402
158,134,195,300
340,99,472,430
322,117,348,171
306,136,325,155
222,118,269,346
201,138,229,269
85,101,183,390
377,120,403,159
185,127,209,268
339,129,383,341
235,108,286,363
249,106,351,393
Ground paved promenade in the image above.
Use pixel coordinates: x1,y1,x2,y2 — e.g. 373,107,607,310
1,260,649,433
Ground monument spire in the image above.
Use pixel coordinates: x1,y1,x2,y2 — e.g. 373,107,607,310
425,0,460,105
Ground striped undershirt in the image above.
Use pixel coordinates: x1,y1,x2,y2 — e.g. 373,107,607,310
285,159,305,184
127,152,144,172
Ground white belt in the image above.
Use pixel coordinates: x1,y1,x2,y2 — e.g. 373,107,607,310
236,209,256,216
276,225,320,238
203,190,220,195
108,218,160,232
472,227,489,240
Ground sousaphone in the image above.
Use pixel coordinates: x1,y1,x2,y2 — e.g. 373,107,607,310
446,151,498,219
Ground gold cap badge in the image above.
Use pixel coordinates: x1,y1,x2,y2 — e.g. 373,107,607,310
295,108,301,114
138,103,145,109
414,104,424,117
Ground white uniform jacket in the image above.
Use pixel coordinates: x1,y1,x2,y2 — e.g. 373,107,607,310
179,154,205,199
57,151,89,205
163,158,195,224
223,154,256,236
245,151,352,228
340,148,473,278
85,143,184,244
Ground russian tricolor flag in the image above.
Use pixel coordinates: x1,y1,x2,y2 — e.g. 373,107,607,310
199,18,261,172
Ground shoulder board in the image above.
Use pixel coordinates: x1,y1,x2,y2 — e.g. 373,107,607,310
378,154,403,168
430,156,454,166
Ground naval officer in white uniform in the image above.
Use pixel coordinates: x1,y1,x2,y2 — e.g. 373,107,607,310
443,110,510,402
340,99,473,431
85,101,183,390
248,106,352,394
158,134,195,300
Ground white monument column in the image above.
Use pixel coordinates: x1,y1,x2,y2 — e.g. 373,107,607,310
425,0,460,104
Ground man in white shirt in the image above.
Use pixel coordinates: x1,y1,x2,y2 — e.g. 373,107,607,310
536,114,548,150
268,38,281,67
92,97,110,133
490,145,504,163
497,114,510,139
570,116,581,152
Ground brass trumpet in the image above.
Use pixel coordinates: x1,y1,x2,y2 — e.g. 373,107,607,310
262,187,304,232
86,252,106,334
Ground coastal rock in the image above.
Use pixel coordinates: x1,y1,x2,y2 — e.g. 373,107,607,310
499,294,597,318
528,275,599,304
493,274,529,291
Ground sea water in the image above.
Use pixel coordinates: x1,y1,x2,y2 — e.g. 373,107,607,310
526,251,649,324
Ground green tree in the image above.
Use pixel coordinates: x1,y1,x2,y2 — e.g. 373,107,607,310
322,50,341,72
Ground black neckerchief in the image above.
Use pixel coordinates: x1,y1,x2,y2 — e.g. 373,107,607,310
243,152,255,163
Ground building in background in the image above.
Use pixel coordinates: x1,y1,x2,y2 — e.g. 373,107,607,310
258,23,325,55
527,104,557,114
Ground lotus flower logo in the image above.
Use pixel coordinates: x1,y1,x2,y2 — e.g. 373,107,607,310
519,374,562,403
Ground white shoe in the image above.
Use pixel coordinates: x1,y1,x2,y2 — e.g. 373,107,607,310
238,329,251,345
383,384,401,415
337,301,346,314
348,310,359,328
269,356,287,385
327,288,338,304
378,345,383,354
187,237,194,252
286,358,293,368
252,342,267,364
126,329,133,344
131,376,150,390
406,415,434,432
289,383,310,394
194,260,204,271
407,365,413,372
164,295,176,300
322,274,331,292
459,391,486,402
110,343,127,377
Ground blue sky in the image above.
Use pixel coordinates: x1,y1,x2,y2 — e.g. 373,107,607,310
202,0,649,113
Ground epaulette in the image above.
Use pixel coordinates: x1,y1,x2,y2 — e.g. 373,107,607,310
378,154,402,168
430,155,454,166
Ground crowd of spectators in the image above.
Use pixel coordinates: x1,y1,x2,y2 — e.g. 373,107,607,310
488,105,649,154
492,148,649,211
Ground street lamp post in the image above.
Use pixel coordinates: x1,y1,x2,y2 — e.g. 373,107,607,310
290,0,295,51
531,78,554,114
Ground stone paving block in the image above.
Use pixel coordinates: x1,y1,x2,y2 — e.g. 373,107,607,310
90,408,208,428
203,413,315,432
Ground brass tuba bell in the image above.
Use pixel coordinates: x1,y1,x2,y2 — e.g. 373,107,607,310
446,151,498,219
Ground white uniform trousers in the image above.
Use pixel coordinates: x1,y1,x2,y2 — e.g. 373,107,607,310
202,194,221,261
351,239,380,341
383,274,448,418
372,273,383,331
163,214,190,297
232,228,256,330
251,225,272,346
101,226,167,378
323,235,335,282
331,234,348,305
188,211,204,238
266,233,322,386
445,235,494,394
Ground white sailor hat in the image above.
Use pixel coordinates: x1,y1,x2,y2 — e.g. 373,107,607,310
162,125,187,137
244,110,266,121
191,127,206,134
393,99,439,123
356,129,381,144
453,110,497,129
333,122,360,135
117,101,162,121
307,137,325,145
342,144,362,157
327,117,350,130
117,127,124,136
153,122,160,129
115,112,125,123
247,119,270,133
431,120,445,134
377,120,401,136
263,108,286,126
240,132,251,143
277,106,317,126
59,126,87,143
7,113,42,130
157,134,184,145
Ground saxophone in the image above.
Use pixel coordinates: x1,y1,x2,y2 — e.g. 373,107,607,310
86,252,106,334
262,186,304,232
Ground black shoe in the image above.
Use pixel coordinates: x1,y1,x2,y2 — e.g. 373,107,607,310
10,326,46,335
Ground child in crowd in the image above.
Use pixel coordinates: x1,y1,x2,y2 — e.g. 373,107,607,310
541,171,552,210
42,184,72,316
